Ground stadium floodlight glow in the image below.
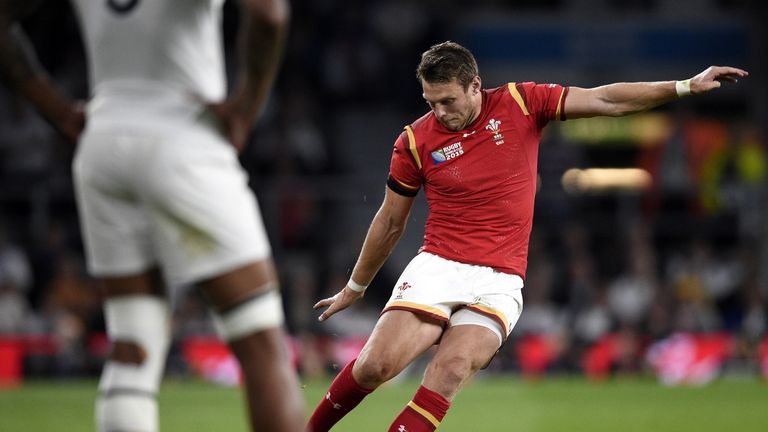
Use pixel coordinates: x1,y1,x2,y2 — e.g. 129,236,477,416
561,168,652,194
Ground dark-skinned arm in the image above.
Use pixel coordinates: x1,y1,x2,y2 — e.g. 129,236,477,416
0,0,84,142
208,0,290,151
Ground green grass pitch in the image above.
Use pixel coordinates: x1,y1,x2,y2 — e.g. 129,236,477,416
1,376,766,431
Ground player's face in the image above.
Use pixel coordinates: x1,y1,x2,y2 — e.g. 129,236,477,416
422,76,481,131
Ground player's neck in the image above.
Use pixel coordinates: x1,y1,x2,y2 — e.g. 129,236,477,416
461,90,484,130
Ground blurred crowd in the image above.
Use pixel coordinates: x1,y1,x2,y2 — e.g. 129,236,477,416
1,0,766,382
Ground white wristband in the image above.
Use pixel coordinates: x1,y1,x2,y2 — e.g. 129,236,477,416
675,79,692,97
347,278,368,293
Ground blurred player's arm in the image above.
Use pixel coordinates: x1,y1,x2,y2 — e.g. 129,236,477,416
0,0,84,142
208,0,290,151
564,66,748,119
314,187,415,322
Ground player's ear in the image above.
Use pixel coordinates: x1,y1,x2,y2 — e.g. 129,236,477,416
471,76,481,94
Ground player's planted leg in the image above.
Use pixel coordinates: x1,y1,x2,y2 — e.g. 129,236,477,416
388,324,500,432
95,270,170,432
307,311,442,432
201,260,304,432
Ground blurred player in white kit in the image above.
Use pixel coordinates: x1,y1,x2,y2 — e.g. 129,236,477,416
0,1,304,431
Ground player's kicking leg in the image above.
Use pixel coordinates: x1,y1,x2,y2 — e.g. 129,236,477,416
199,259,304,432
307,310,443,432
387,323,501,432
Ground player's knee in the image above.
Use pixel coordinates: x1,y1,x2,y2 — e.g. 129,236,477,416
354,355,399,386
431,355,475,388
102,296,171,382
110,340,147,365
97,295,170,432
211,287,284,342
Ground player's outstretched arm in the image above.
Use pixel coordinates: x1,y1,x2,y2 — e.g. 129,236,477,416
207,0,290,151
564,66,748,120
0,0,84,142
314,187,415,322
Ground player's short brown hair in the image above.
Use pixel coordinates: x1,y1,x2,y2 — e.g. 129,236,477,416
416,41,479,90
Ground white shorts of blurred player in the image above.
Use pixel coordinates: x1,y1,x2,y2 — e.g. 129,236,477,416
383,252,524,346
73,104,271,287
76,93,279,432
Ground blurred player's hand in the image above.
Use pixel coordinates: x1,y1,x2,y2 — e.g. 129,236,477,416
57,102,86,144
313,286,365,322
207,100,251,152
689,66,748,94
24,75,86,144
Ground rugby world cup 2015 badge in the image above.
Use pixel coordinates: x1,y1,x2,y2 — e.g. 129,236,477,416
431,142,464,164
486,118,504,145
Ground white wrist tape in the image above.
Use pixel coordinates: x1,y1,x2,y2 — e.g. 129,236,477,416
675,79,692,97
347,278,368,292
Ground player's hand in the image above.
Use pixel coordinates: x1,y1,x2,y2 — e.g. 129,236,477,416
206,100,250,153
57,102,86,144
25,74,86,144
689,66,748,94
313,286,365,322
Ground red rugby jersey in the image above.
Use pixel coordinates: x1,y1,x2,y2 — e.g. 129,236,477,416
387,82,568,278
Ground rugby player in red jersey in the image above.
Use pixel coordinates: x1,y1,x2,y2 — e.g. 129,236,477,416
308,41,747,432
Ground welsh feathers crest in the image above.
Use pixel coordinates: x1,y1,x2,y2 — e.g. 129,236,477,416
485,119,501,132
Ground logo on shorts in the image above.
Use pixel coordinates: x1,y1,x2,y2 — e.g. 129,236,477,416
485,118,504,145
398,426,408,432
394,282,411,300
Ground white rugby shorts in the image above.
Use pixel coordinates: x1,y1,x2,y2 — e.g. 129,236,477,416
72,112,271,286
383,252,524,345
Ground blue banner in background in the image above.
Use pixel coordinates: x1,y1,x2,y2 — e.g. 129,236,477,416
461,23,749,66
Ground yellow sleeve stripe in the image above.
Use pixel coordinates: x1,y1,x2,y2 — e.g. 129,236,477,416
404,125,422,170
393,178,420,190
407,401,441,427
507,83,530,116
555,87,566,120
